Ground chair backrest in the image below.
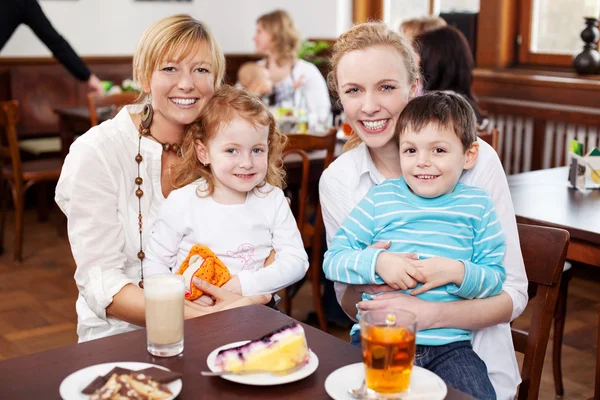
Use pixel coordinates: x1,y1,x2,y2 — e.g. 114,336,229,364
87,92,140,127
513,223,570,400
478,127,499,152
282,128,337,236
0,100,22,182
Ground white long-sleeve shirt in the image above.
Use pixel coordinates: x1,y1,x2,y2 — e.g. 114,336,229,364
143,181,308,296
55,106,165,342
319,139,527,400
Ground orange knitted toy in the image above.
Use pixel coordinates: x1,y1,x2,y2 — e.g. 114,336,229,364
176,245,231,301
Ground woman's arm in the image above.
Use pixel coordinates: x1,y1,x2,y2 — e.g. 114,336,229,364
107,279,273,326
56,138,140,325
358,290,513,330
464,139,529,320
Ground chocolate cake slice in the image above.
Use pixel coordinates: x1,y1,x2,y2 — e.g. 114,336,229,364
215,323,309,374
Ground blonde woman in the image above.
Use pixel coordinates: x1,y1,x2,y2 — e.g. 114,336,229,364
253,9,331,129
319,22,527,399
55,15,270,342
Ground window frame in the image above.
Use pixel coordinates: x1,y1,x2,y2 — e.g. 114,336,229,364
518,0,597,67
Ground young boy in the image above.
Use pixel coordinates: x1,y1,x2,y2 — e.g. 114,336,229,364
237,62,273,98
323,92,505,399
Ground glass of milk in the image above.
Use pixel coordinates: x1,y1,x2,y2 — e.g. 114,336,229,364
144,274,185,357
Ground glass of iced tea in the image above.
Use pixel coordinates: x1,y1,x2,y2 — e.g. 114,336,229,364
360,309,417,395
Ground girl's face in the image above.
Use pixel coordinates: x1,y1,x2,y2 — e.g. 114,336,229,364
196,116,269,204
253,23,273,54
337,45,417,152
147,41,216,131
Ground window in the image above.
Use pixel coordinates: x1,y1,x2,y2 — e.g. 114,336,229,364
383,0,479,30
520,0,600,66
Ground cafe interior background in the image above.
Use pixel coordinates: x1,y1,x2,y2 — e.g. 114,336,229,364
0,0,599,398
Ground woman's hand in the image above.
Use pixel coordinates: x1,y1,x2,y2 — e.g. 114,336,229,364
357,291,439,331
221,275,242,295
184,277,271,320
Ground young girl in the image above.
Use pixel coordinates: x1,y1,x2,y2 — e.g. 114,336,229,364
143,85,309,297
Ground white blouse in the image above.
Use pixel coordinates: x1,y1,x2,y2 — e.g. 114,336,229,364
55,106,166,342
319,139,528,400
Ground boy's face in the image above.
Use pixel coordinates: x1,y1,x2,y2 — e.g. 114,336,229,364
399,122,478,198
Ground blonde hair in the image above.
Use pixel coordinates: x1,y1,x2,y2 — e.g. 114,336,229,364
400,16,447,40
133,14,225,93
327,22,421,151
171,85,288,195
257,10,300,66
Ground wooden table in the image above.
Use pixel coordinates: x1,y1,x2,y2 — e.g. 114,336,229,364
508,167,600,399
0,305,472,399
508,167,600,267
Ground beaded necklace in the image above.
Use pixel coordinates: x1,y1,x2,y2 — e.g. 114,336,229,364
134,102,182,287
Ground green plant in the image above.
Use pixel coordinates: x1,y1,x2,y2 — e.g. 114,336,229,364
298,40,330,65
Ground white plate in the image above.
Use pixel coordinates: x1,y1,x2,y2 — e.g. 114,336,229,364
324,362,447,400
206,340,319,386
59,362,182,400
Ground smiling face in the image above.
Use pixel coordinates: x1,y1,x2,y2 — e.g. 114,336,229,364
253,22,273,54
196,116,269,204
399,122,478,198
337,45,417,152
146,41,216,131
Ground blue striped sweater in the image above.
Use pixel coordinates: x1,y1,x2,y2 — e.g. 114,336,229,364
323,178,506,346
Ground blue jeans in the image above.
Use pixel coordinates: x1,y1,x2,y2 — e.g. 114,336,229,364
350,331,496,400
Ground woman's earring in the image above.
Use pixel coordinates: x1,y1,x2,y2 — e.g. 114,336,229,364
141,94,154,130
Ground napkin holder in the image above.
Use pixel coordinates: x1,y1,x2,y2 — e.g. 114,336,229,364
568,143,600,190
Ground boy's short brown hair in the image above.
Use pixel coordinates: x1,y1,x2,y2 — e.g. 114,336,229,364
395,91,477,151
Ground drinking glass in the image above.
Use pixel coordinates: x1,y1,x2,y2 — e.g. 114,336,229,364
360,309,417,395
144,274,185,357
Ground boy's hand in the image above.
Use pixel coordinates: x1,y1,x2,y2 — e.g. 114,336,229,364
221,275,242,295
375,252,426,290
409,257,465,295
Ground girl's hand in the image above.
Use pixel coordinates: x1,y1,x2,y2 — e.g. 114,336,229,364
357,291,439,331
221,275,242,295
375,252,426,290
408,257,465,295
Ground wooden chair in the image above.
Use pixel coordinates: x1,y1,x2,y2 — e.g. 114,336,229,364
87,92,140,127
0,100,63,262
513,223,570,400
478,127,499,152
281,128,337,332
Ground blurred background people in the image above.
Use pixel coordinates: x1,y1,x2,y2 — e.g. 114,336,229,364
253,9,331,130
400,15,447,42
0,0,104,94
414,25,484,125
237,61,273,98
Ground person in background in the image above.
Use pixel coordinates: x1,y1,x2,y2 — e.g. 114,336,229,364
414,25,484,125
237,62,273,98
400,15,447,42
0,0,104,94
253,9,331,130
